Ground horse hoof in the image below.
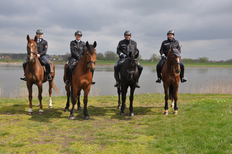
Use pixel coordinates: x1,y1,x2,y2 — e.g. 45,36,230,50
49,106,52,109
69,116,75,120
64,108,69,112
120,113,124,116
130,113,134,117
174,111,178,115
164,111,168,115
117,106,120,110
78,107,82,110
28,112,33,115
171,105,174,108
39,110,44,115
84,116,90,120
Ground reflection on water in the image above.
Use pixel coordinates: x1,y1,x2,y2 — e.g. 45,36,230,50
0,63,232,98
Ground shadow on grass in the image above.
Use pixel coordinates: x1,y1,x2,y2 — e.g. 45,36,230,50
0,102,163,122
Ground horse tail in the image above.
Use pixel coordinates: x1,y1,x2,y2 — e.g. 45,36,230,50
169,85,173,100
52,82,60,95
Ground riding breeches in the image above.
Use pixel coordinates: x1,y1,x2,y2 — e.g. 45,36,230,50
40,56,51,74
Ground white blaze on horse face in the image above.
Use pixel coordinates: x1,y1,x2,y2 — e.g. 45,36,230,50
177,57,180,63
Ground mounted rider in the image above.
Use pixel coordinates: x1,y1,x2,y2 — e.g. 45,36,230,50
114,30,143,88
21,29,52,81
65,31,95,86
155,30,187,83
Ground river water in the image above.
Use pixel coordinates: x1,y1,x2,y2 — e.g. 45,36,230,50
0,63,231,98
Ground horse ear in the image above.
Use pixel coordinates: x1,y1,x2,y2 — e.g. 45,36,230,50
93,41,97,48
34,35,37,43
27,35,30,42
86,41,89,48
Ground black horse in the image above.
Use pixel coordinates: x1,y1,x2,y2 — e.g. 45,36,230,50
117,52,140,116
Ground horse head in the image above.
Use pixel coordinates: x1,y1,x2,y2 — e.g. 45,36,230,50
167,47,181,74
84,41,97,73
26,35,38,63
126,51,137,81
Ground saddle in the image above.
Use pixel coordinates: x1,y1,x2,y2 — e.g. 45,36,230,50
38,58,54,73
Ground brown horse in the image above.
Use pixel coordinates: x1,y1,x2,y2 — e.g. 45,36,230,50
162,48,181,115
63,41,97,120
25,35,60,114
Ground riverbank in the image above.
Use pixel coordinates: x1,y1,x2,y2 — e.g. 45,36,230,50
0,93,231,153
1,59,232,67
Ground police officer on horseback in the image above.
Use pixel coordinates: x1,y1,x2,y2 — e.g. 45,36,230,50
65,31,95,86
21,29,52,81
114,31,143,88
155,30,187,83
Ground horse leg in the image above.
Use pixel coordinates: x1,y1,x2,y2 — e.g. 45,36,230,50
48,80,53,108
69,86,77,120
129,86,135,117
173,86,179,115
120,85,127,116
64,85,70,112
83,87,91,120
37,82,43,115
117,87,121,109
164,85,169,115
27,82,33,115
77,91,81,110
171,99,174,108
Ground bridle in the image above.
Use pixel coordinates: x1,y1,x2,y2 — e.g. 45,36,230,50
80,51,96,67
168,54,181,74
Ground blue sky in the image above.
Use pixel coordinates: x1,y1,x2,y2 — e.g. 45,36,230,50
0,0,231,60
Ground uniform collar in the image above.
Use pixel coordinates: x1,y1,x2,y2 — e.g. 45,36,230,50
76,40,81,43
168,38,175,42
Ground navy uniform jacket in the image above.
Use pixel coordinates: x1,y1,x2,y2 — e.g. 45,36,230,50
159,38,181,57
37,39,48,56
70,40,86,60
117,39,139,57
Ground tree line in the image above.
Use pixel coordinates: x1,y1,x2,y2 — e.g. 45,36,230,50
0,52,232,63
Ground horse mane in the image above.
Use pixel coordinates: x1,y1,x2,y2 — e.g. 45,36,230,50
167,49,172,66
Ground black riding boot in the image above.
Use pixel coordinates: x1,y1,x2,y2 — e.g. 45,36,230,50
20,61,27,81
65,67,70,86
180,62,187,83
135,64,143,88
46,63,52,81
155,64,162,83
114,65,120,88
92,72,95,85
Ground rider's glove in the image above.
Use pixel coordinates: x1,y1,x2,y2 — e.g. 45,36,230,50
161,54,167,59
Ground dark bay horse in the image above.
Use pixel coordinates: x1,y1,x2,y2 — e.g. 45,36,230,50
64,41,97,120
117,52,140,116
25,35,60,114
162,48,181,115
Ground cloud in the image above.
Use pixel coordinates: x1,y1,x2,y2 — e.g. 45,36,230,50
0,0,231,60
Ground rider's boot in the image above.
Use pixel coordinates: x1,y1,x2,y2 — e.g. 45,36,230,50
114,66,120,88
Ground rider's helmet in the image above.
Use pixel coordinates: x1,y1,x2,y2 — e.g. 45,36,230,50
36,29,43,35
167,30,174,36
124,30,131,36
75,31,82,36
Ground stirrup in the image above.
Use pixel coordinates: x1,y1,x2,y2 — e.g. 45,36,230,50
47,75,52,81
114,82,119,88
156,78,161,83
135,83,140,88
65,80,70,86
20,77,26,81
181,77,187,83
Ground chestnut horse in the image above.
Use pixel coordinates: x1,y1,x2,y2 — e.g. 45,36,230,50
25,35,59,114
63,41,97,120
162,48,181,115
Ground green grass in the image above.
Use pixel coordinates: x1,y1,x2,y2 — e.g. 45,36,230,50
0,94,231,153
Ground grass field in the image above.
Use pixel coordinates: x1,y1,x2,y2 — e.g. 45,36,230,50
0,94,231,153
1,59,232,67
